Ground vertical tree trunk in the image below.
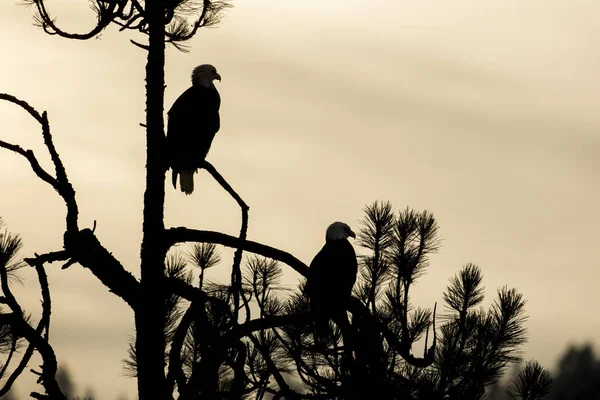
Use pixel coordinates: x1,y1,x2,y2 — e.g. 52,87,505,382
135,1,168,399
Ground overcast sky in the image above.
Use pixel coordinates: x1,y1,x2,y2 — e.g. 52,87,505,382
1,0,599,398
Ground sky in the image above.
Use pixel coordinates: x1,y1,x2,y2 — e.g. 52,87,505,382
1,0,599,398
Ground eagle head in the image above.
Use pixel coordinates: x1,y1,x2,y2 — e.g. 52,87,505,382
325,221,356,241
192,64,222,88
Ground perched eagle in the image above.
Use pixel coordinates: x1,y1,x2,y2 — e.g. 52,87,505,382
305,221,358,341
167,64,221,195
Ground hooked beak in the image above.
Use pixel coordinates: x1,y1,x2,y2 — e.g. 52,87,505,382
215,72,222,82
348,230,356,239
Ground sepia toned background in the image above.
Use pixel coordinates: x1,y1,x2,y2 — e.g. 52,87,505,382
1,0,599,398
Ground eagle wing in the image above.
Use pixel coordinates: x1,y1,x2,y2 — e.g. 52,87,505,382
306,240,358,320
166,85,221,173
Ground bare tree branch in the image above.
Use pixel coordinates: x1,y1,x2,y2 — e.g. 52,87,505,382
201,161,249,325
1,92,138,306
23,251,69,267
63,229,139,308
0,93,79,232
164,228,309,277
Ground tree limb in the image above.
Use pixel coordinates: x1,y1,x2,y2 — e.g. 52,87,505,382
165,276,208,305
164,228,309,277
0,139,59,192
63,229,139,308
0,93,79,232
201,161,249,326
24,251,69,267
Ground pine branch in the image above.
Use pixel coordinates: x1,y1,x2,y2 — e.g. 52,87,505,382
23,0,124,40
0,93,79,231
509,360,552,400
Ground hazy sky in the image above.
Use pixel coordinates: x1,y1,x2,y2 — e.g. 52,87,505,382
1,0,599,398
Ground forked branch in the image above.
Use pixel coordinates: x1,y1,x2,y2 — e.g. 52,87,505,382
0,93,78,232
0,259,65,398
1,93,139,307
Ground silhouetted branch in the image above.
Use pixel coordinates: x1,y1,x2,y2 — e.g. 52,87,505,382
24,0,122,40
167,304,195,394
63,229,139,308
34,264,52,341
23,251,69,267
165,276,208,304
201,161,249,325
164,228,309,277
202,161,248,211
38,111,79,232
0,93,79,232
131,39,150,50
0,256,64,398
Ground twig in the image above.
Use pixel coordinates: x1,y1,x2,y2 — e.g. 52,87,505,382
24,251,69,267
201,161,249,211
0,139,59,191
165,276,208,304
131,39,150,50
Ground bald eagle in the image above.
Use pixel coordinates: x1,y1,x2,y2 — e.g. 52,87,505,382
305,221,358,341
167,64,221,195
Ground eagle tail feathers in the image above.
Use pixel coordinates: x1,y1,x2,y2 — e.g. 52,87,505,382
179,170,195,195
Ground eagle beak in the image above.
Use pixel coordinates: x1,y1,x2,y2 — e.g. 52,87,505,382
349,230,356,239
215,73,222,82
